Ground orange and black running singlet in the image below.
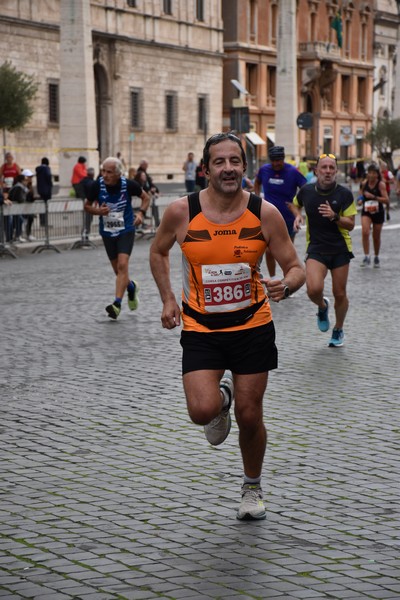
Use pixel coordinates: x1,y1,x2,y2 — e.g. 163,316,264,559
180,192,272,333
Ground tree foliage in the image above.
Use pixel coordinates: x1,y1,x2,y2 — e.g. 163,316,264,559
364,118,400,170
0,61,38,132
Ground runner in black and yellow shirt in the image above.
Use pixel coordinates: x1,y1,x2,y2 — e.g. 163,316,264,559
293,153,357,348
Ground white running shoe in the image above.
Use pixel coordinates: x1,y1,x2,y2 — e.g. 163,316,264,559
237,483,266,520
204,371,234,446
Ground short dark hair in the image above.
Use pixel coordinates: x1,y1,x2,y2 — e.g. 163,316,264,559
367,163,381,179
203,132,247,170
41,157,49,165
78,156,87,164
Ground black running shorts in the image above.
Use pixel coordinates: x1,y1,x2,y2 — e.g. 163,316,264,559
180,322,278,375
305,251,353,270
102,230,135,261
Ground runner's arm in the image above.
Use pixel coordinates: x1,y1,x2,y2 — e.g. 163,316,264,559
150,199,188,329
260,201,305,302
376,181,389,205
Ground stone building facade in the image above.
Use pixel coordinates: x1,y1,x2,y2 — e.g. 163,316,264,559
0,0,224,183
222,0,377,174
373,0,399,122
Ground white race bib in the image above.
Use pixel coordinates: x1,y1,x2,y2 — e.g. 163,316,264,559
103,211,124,232
202,263,252,313
364,200,379,214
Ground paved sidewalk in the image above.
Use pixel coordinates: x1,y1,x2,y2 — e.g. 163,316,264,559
0,211,399,599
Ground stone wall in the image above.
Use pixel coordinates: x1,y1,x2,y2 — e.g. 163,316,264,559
0,0,223,183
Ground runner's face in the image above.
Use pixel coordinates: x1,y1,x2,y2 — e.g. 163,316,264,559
367,169,378,183
206,140,245,195
316,158,337,188
102,162,120,186
270,158,284,171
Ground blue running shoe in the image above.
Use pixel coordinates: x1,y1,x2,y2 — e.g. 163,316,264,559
329,328,344,347
317,297,330,332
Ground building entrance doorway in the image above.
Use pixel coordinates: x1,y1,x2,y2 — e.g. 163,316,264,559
94,63,111,164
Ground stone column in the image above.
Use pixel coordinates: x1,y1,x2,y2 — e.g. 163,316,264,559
59,0,98,191
275,0,298,160
394,37,400,118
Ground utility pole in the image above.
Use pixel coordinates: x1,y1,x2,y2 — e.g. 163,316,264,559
275,0,298,160
59,0,98,190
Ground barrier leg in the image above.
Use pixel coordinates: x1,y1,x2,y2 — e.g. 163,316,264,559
0,204,17,258
70,200,96,250
32,200,61,254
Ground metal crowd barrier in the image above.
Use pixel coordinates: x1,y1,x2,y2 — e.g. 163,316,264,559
0,195,175,258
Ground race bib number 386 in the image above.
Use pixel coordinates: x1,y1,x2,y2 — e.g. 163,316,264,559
202,263,252,313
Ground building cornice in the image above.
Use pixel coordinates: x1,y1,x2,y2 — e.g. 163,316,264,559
92,30,224,58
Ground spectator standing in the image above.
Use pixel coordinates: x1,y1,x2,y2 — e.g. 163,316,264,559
81,167,96,239
182,152,197,193
136,159,159,196
84,156,150,319
195,158,207,190
298,156,309,178
136,159,160,228
21,169,36,241
396,164,400,197
8,174,28,242
293,153,357,348
36,157,53,228
1,152,21,241
254,145,307,278
0,152,21,193
71,156,87,199
379,161,393,221
356,159,366,183
116,152,127,175
358,163,389,268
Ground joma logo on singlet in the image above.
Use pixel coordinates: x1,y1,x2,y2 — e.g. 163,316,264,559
213,229,237,236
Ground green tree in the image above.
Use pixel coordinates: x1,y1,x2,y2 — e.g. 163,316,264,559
364,117,400,171
0,61,38,154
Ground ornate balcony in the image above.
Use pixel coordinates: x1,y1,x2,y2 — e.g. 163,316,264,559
299,41,341,61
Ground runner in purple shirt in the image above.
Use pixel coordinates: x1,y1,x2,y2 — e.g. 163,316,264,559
254,145,307,277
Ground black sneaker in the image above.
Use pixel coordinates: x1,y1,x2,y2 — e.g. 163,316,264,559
106,303,121,319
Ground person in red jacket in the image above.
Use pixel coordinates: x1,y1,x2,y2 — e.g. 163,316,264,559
0,152,21,193
71,156,87,199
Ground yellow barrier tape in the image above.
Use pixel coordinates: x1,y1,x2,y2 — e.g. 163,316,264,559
1,145,98,153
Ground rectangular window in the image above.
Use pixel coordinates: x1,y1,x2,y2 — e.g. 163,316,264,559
249,0,257,42
267,65,276,106
165,92,177,131
127,0,137,7
130,88,143,129
48,82,59,124
246,63,257,98
196,0,204,21
357,77,366,112
163,0,172,14
198,95,208,132
270,3,278,46
341,75,350,111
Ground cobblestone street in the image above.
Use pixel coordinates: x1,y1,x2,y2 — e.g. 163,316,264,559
0,210,399,600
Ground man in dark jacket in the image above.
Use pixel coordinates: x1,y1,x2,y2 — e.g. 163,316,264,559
35,157,53,227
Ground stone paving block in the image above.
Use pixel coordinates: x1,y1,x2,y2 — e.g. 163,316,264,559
1,220,400,599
